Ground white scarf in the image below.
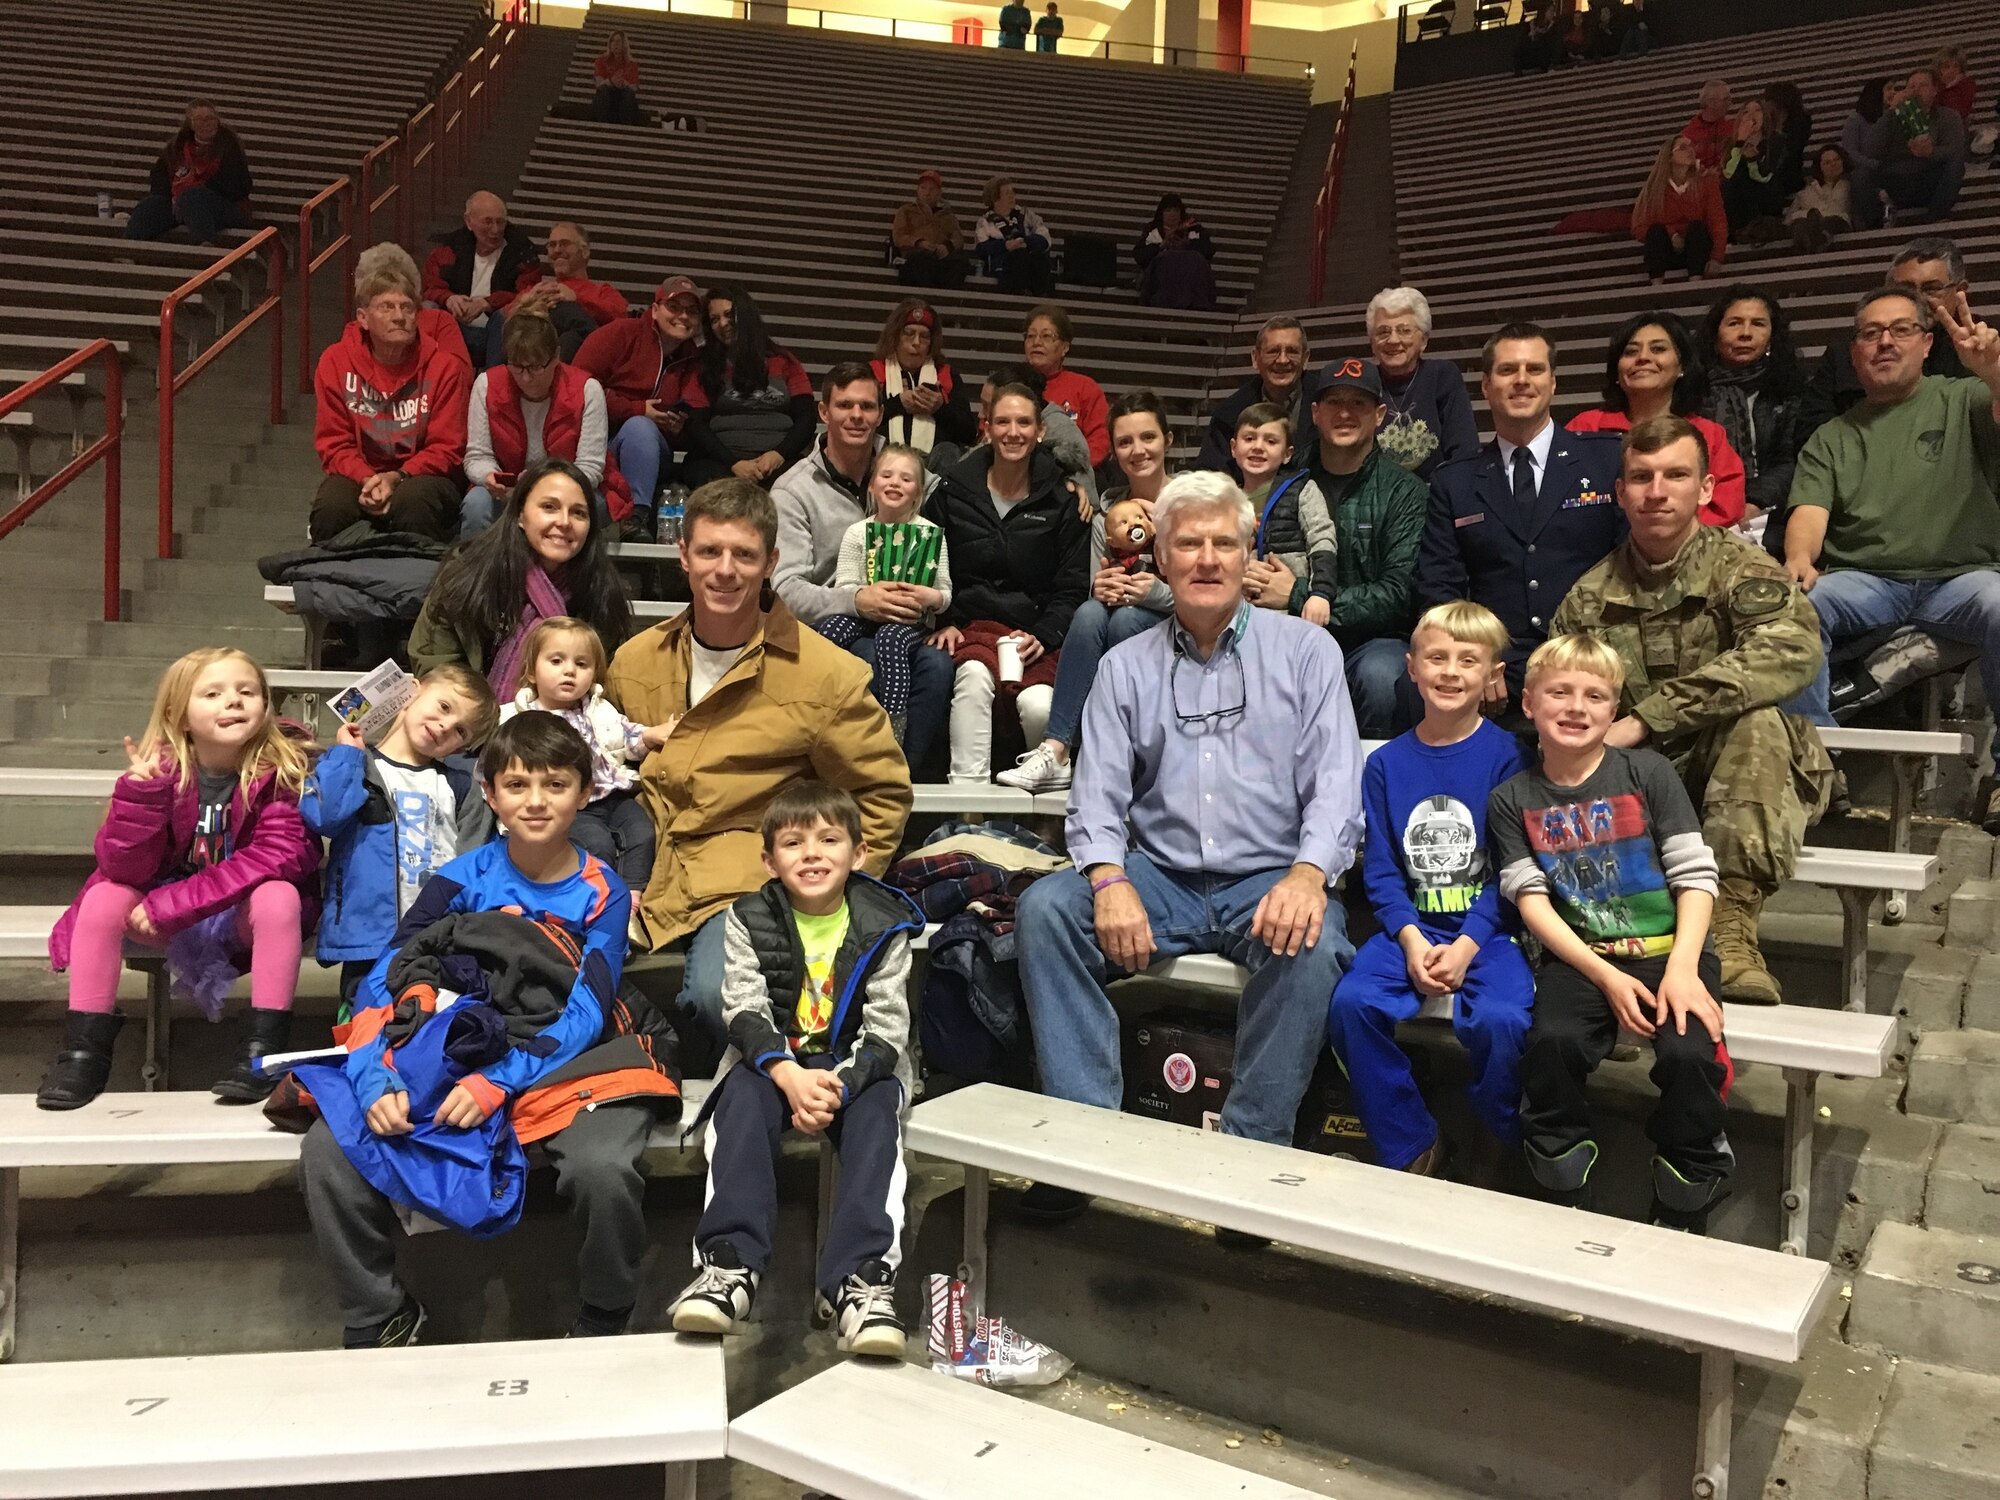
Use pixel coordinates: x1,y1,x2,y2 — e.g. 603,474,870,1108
883,357,940,454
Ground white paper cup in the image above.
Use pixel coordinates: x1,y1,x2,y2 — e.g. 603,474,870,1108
996,635,1024,683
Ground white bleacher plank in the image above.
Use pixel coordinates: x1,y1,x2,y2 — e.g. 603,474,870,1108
0,1333,727,1497
906,1084,1835,1364
729,1360,1324,1500
260,584,684,623
1818,728,1975,758
0,908,64,961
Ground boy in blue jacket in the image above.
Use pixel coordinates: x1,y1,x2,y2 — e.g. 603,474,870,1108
301,664,499,1012
1325,601,1535,1179
298,713,679,1347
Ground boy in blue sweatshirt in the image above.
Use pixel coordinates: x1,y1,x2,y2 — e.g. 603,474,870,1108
1326,602,1534,1177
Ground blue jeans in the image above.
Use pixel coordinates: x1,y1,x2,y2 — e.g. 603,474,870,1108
610,414,671,513
1343,635,1408,741
1794,568,2000,724
1016,852,1353,1144
460,485,499,538
675,911,730,1072
1044,599,1168,746
1325,929,1534,1169
123,186,251,244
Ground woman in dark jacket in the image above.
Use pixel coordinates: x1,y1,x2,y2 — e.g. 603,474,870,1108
1134,194,1218,312
871,299,977,464
1698,285,1807,556
124,101,253,244
678,285,817,489
924,383,1088,784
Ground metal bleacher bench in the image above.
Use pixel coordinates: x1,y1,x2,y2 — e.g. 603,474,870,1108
261,587,685,668
0,1332,725,1499
730,1359,1326,1500
905,1084,1836,1500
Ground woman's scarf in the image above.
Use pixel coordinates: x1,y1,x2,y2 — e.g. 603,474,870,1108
1705,356,1767,474
884,357,941,453
487,565,571,698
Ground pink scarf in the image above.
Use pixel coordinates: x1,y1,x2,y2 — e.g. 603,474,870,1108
487,566,571,697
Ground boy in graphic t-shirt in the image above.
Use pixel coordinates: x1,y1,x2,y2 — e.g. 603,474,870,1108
671,782,923,1358
1489,632,1735,1233
1326,602,1533,1181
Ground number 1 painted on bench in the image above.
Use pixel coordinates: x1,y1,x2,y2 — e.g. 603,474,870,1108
126,1398,168,1416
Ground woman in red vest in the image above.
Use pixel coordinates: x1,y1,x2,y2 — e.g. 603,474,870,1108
125,101,253,245
463,313,631,537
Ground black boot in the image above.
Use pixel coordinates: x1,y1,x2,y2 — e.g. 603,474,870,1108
211,1009,293,1103
37,1011,125,1111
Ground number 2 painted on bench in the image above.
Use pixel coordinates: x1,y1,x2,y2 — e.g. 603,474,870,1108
125,1398,168,1416
487,1379,531,1396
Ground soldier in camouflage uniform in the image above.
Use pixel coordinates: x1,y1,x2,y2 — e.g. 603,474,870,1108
1552,415,1832,1005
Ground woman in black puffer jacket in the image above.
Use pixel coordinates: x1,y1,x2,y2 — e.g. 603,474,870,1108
1699,285,1807,558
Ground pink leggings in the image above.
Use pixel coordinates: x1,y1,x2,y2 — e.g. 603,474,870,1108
66,880,303,1016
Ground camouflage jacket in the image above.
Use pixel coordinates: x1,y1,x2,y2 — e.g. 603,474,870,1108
1551,524,1824,740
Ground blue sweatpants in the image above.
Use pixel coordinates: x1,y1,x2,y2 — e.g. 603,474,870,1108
1325,928,1535,1170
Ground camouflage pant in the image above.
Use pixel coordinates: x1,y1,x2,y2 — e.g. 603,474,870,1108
1666,707,1834,890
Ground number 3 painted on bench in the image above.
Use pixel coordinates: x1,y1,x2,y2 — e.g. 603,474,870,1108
487,1379,531,1396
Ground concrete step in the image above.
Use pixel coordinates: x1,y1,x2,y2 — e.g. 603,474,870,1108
1909,1030,2000,1128
1848,1220,2000,1377
9,691,164,742
1757,909,1968,1050
126,589,290,628
1927,1125,2000,1240
0,656,57,697
1867,1360,2000,1500
1950,879,2000,950
0,619,302,664
1971,957,2000,1034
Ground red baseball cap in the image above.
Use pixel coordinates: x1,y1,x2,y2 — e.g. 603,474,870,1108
654,275,702,306
917,169,943,186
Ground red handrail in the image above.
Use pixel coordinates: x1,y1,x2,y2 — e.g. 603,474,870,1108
464,46,488,140
0,342,124,620
158,228,285,560
298,176,355,395
441,71,466,179
357,135,402,252
1308,43,1360,305
404,102,437,243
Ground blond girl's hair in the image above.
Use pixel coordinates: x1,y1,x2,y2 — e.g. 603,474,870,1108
516,616,609,694
869,443,927,511
136,648,306,795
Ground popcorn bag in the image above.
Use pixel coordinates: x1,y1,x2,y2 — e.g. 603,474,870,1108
925,1273,1073,1389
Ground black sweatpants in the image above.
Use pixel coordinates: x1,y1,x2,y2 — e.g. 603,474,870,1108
1518,950,1734,1188
571,789,656,895
1640,221,1714,281
695,1060,905,1299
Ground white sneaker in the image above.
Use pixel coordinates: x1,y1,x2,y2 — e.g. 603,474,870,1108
994,744,1071,793
669,1245,759,1335
817,1259,906,1358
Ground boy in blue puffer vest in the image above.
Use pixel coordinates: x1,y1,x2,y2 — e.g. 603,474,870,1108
670,781,923,1358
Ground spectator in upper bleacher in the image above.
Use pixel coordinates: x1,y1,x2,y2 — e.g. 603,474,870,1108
1417,322,1625,712
591,30,644,125
486,221,628,367
424,192,539,371
1012,470,1363,1218
1934,45,1977,120
1683,79,1736,172
1798,238,1968,435
463,313,615,539
311,244,467,545
872,300,978,463
1632,136,1727,286
574,274,703,524
976,177,1056,296
1719,102,1786,242
892,170,970,289
410,458,633,685
1023,305,1109,468
1552,7,1597,70
1513,1,1559,75
124,101,252,245
1034,2,1064,51
1604,0,1652,59
1699,286,1806,549
1567,312,1746,528
1196,316,1309,476
1368,286,1479,480
1784,287,2000,729
678,285,817,489
926,382,1089,784
1134,194,1218,312
1761,83,1813,198
772,362,954,770
997,0,1032,48
1840,79,1893,192
1786,146,1855,254
1862,65,1970,227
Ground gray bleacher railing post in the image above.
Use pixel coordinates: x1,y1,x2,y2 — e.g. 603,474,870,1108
1779,1067,1815,1258
1695,1348,1732,1499
0,1164,17,1362
958,1165,990,1321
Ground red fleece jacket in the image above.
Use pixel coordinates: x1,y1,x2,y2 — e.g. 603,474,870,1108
574,316,698,424
314,322,470,481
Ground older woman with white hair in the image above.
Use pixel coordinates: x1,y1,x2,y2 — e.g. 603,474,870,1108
310,242,470,541
1367,286,1479,479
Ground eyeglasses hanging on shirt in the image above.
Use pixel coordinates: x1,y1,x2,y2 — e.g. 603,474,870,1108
1170,635,1248,728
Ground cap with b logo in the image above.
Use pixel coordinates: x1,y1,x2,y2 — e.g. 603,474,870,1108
1312,357,1385,402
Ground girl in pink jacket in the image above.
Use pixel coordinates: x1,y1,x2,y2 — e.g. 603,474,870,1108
40,649,322,1110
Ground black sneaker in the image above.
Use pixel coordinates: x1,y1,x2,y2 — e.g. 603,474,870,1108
345,1296,426,1349
669,1244,759,1335
1017,1182,1091,1224
211,1009,292,1103
820,1259,906,1358
569,1302,633,1338
36,1011,124,1111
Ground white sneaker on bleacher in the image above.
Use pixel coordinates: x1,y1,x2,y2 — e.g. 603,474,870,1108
994,745,1072,793
669,1245,759,1335
820,1259,906,1358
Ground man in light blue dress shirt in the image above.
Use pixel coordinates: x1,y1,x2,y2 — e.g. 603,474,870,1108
1015,470,1366,1219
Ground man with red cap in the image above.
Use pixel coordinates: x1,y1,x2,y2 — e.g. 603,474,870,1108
575,275,704,524
891,170,968,289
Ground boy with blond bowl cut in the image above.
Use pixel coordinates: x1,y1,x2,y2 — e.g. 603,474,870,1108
670,782,923,1358
1490,633,1734,1232
1326,602,1534,1179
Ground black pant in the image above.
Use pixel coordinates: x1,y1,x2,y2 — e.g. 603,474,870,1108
1641,222,1713,281
1519,950,1733,1189
571,789,655,895
899,249,968,289
695,1061,905,1298
591,84,644,125
310,473,460,543
993,245,1056,296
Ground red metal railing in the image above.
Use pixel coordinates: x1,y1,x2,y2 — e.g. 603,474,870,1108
158,228,285,559
403,102,438,245
0,342,125,620
297,176,355,395
1307,43,1361,305
357,136,402,254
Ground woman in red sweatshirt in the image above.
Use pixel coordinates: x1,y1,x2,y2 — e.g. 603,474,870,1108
1632,134,1729,286
592,31,644,125
311,244,470,543
124,101,253,245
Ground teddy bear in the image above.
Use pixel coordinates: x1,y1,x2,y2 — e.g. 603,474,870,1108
1103,497,1156,576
